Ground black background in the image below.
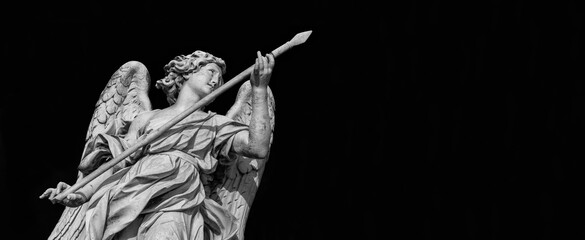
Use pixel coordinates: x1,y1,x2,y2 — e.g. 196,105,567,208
2,0,585,239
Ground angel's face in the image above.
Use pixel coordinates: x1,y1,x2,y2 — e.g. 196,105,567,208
185,63,222,97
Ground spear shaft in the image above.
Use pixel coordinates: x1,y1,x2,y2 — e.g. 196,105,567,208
55,31,312,201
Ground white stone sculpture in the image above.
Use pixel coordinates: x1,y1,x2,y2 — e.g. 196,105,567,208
40,50,277,240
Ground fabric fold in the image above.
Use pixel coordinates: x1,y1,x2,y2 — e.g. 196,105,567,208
77,111,247,240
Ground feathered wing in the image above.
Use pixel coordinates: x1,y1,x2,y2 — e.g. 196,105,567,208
48,61,152,240
210,81,276,240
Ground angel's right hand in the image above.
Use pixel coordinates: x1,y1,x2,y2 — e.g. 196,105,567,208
250,51,274,89
39,182,88,207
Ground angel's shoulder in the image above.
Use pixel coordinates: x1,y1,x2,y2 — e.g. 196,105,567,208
131,110,159,128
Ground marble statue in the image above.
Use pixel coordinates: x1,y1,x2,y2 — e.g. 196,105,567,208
40,50,277,240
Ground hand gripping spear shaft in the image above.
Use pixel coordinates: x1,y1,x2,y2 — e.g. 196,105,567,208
55,30,312,201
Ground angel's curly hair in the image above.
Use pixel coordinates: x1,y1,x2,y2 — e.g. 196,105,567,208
156,50,227,105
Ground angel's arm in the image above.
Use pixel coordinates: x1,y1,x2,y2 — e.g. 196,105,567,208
42,111,155,206
76,111,154,196
41,61,153,207
231,52,274,159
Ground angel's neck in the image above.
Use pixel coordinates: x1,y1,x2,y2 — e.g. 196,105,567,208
172,89,202,112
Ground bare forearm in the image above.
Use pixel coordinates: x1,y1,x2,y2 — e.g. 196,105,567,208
232,51,274,158
245,87,271,158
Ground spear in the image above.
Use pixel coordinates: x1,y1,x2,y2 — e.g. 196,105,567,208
54,30,312,201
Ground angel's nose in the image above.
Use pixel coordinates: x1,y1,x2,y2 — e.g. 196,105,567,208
209,75,219,86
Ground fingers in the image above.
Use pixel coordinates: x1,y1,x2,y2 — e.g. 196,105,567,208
262,55,268,76
253,53,260,81
49,186,58,201
267,53,275,70
65,194,81,206
55,182,69,195
252,51,274,86
41,182,81,206
62,195,73,207
257,51,265,77
45,182,69,203
39,188,54,199
63,193,87,207
257,51,263,71
68,193,86,202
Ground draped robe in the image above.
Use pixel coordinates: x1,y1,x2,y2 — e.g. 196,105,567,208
77,111,247,240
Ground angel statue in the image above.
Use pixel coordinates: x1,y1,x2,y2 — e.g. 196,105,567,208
40,50,276,240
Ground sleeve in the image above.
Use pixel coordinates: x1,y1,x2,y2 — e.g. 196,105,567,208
211,114,249,164
77,133,142,175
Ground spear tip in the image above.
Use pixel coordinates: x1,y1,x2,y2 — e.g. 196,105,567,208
290,30,312,46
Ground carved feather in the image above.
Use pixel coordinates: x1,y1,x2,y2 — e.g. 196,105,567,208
48,61,152,240
85,61,152,142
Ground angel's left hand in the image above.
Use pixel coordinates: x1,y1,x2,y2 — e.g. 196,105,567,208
39,182,88,207
250,51,275,88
